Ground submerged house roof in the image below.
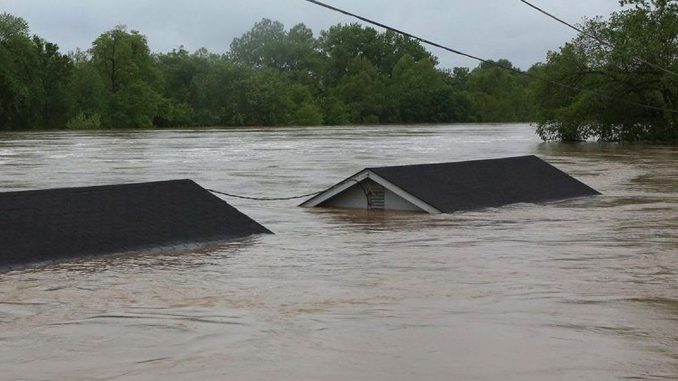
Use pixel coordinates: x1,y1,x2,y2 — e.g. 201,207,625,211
300,155,600,214
0,179,271,267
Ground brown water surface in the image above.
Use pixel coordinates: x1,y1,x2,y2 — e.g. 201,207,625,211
0,124,676,380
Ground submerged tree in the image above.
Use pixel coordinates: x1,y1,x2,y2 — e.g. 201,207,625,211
533,0,678,142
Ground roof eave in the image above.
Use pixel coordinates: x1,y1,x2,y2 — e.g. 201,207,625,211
299,170,442,214
299,169,371,208
366,171,441,214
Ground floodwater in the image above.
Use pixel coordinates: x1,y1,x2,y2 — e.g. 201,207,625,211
0,124,676,381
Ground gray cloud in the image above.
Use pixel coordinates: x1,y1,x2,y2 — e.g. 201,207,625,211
0,0,621,68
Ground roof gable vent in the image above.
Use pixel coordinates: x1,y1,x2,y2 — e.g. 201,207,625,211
368,184,385,209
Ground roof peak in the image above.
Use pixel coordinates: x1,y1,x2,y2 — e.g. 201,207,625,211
303,155,599,214
366,155,539,171
0,179,197,196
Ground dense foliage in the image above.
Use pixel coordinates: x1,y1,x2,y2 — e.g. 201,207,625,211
2,0,675,142
0,15,535,131
533,0,677,142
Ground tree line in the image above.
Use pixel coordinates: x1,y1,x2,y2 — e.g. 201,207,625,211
0,14,535,131
532,0,677,142
0,0,675,142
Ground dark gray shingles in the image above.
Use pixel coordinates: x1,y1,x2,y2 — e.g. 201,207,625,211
0,179,271,267
369,155,600,213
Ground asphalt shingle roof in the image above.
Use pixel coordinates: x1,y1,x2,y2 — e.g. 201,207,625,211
0,179,271,267
368,155,600,213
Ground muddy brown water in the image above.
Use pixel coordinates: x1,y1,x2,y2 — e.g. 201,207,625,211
0,124,676,380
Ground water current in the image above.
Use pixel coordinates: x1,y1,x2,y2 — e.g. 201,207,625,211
0,124,676,380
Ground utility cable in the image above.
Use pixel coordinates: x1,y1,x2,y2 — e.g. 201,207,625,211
517,0,678,78
207,188,322,201
206,178,375,205
302,0,678,115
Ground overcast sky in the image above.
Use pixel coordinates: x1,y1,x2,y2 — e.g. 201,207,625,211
0,0,622,69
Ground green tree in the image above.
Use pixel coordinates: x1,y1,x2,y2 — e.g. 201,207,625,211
0,13,553,130
0,14,76,130
66,50,108,127
230,19,325,89
332,57,388,123
202,63,298,126
465,60,533,123
440,68,475,122
534,0,678,142
319,96,351,125
387,55,462,123
319,23,435,85
156,48,195,105
90,26,165,128
0,12,28,41
154,47,207,127
34,37,73,128
0,13,42,130
288,83,323,125
230,19,287,69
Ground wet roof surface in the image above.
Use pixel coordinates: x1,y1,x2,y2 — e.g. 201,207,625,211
368,155,601,213
0,179,271,267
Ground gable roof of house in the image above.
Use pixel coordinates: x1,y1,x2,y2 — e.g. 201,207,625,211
367,155,600,213
302,155,600,213
0,179,271,267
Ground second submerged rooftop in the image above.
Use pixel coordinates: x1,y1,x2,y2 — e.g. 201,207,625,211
300,155,601,213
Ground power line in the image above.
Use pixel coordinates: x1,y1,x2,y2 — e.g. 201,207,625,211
303,0,511,72
302,0,678,115
518,0,589,36
517,0,678,78
207,188,322,201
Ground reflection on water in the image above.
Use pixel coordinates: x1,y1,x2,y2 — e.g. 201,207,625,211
0,124,677,380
